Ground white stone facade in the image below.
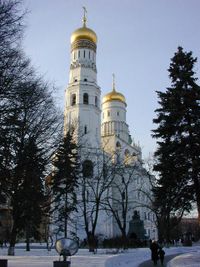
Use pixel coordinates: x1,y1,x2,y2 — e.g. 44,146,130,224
63,16,157,241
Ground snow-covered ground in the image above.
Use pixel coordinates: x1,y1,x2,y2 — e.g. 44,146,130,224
167,252,200,267
0,244,200,267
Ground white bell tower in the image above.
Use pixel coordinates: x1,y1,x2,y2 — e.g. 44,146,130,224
64,8,101,149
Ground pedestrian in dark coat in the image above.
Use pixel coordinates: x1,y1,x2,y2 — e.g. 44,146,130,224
158,247,165,266
150,240,159,266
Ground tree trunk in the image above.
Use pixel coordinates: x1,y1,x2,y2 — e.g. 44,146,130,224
87,232,95,253
122,231,128,249
8,228,16,256
193,176,200,226
64,192,68,238
26,225,30,251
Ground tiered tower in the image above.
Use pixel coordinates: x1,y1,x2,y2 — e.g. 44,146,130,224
101,74,129,142
101,75,141,161
64,8,101,148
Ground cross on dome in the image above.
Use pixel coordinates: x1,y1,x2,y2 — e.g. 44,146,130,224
82,6,87,27
112,73,116,92
70,7,97,44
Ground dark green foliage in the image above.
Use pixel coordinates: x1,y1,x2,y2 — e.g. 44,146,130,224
51,130,80,237
152,47,200,240
11,137,46,249
0,0,62,253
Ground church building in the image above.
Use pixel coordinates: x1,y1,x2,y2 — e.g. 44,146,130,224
62,10,157,241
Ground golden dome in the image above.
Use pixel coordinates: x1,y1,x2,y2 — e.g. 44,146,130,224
71,8,97,44
71,26,97,44
103,90,126,104
103,74,126,105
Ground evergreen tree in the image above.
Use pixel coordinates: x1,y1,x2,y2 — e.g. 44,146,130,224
152,47,200,238
51,129,80,238
11,137,46,251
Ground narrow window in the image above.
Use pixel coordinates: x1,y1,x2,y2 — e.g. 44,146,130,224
95,96,98,107
116,141,121,149
73,52,75,60
103,163,108,178
89,51,90,59
82,160,93,177
78,51,80,58
84,125,87,134
107,110,110,117
116,153,120,163
84,78,87,82
83,93,89,104
117,111,119,116
84,50,85,58
71,94,76,106
125,149,130,156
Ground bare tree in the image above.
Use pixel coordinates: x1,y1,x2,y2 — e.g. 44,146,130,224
103,160,140,248
77,149,114,252
0,1,63,255
0,0,26,115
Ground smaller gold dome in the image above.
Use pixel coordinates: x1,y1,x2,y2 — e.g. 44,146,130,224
103,90,126,105
71,26,97,44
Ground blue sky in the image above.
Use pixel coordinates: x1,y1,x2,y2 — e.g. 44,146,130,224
22,0,200,158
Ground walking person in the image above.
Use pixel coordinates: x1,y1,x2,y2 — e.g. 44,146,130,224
150,240,159,266
158,247,165,266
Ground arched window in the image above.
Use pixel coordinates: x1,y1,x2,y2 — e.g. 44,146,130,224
82,160,93,178
83,93,89,104
95,96,98,107
116,141,121,149
71,94,76,106
84,125,87,134
124,149,130,164
124,149,130,156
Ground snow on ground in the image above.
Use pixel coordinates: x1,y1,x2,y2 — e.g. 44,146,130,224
0,244,200,267
167,252,200,267
105,245,200,267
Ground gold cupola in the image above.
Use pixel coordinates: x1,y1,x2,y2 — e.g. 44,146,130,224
103,74,126,105
70,7,97,44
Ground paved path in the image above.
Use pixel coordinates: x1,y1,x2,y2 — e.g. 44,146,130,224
138,254,181,267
